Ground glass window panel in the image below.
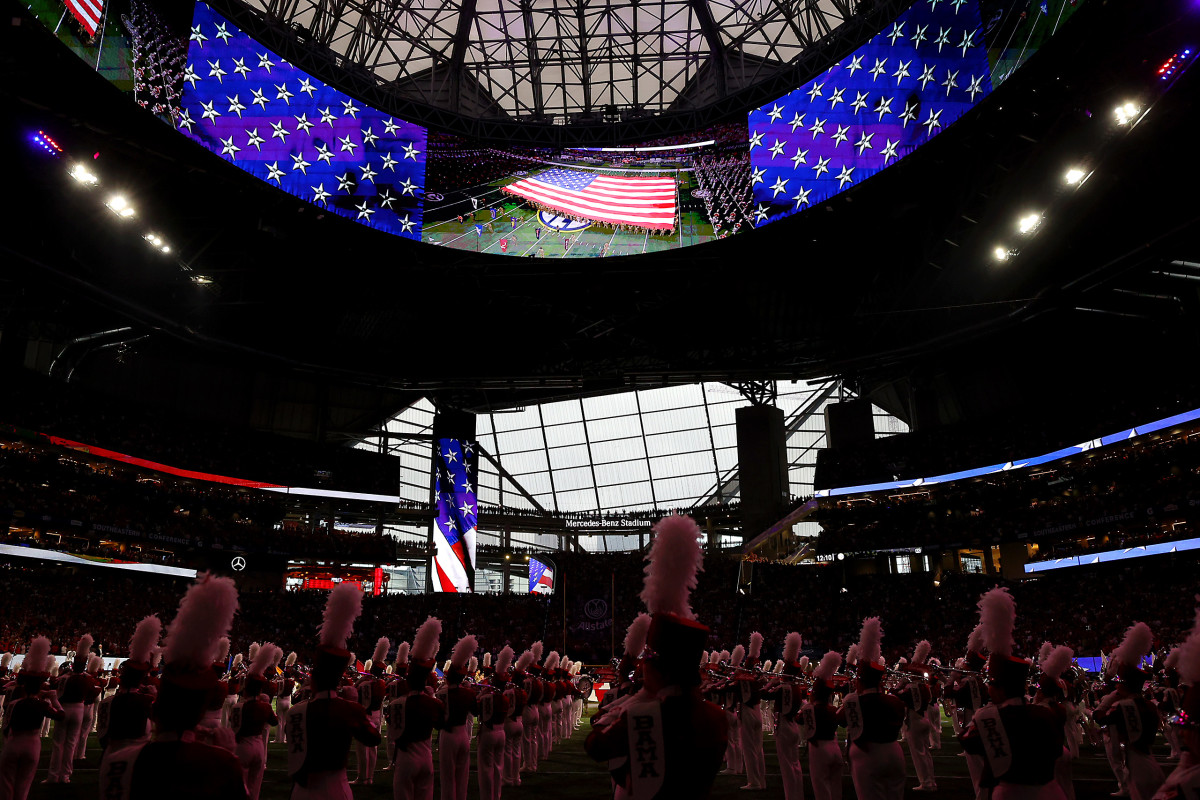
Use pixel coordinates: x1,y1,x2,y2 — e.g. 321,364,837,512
551,466,594,492
586,415,641,442
649,453,712,479
496,430,546,456
491,407,543,432
497,450,549,475
589,437,646,464
598,483,654,509
714,447,738,473
540,400,583,425
640,406,707,435
544,422,587,448
594,459,650,486
644,428,711,457
548,444,591,470
653,475,714,505
556,488,598,513
582,392,638,419
637,384,703,412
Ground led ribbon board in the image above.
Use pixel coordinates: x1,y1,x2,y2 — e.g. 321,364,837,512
433,439,477,592
176,3,427,240
748,0,992,227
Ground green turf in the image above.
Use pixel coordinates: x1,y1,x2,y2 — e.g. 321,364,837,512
421,171,720,259
19,710,1178,799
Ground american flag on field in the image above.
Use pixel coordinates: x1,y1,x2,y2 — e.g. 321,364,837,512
529,558,554,595
502,169,677,231
65,0,104,36
433,439,477,593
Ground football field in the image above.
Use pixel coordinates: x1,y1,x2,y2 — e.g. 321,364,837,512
422,170,718,258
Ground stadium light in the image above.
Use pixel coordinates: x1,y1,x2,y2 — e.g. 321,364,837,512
70,164,98,185
994,246,1009,261
191,275,212,285
1064,168,1086,185
1018,213,1041,234
107,196,135,218
1114,101,1140,125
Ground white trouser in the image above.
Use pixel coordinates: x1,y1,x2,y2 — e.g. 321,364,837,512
849,741,905,800
907,716,936,788
274,697,291,743
477,724,505,800
355,709,381,782
571,698,583,729
0,731,41,800
1127,749,1165,800
393,739,434,800
809,739,844,800
503,717,524,785
48,702,85,782
291,768,352,800
237,735,267,800
739,704,766,789
1055,750,1075,800
538,703,552,760
75,702,96,761
926,703,942,749
725,710,743,772
1104,731,1129,792
967,752,990,800
439,725,470,800
775,717,804,800
521,706,539,772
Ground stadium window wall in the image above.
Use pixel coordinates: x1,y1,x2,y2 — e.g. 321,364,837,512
357,383,907,545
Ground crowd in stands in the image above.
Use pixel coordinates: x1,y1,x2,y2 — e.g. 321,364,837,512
2,551,1196,677
811,422,1200,556
0,371,399,494
424,138,547,195
692,153,754,237
0,439,399,564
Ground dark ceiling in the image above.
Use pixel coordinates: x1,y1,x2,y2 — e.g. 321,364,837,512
2,0,1199,432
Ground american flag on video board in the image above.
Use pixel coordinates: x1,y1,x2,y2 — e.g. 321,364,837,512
65,0,104,36
433,439,477,593
529,558,554,595
502,169,677,231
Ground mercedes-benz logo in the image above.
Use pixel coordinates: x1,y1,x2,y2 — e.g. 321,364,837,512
231,556,246,572
584,598,608,620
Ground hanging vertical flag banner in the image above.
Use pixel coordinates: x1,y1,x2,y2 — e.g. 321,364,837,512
529,557,555,594
432,439,477,593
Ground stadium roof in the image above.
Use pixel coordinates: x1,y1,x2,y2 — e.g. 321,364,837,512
3,0,1200,432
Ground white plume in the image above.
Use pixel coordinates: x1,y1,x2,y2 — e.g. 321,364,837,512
1042,645,1074,680
857,617,882,666
544,651,560,671
1177,601,1200,685
814,651,842,682
731,644,745,667
412,617,442,662
451,635,478,670
232,653,243,668
515,650,535,673
783,632,802,664
967,624,984,655
1113,622,1154,669
762,660,773,673
496,646,514,676
286,652,297,667
164,573,239,671
248,643,260,661
319,583,362,649
372,637,391,666
913,641,931,665
624,614,652,656
0,653,10,669
639,515,704,619
846,643,860,666
483,653,492,669
1038,642,1054,667
249,643,281,677
76,634,94,660
531,641,544,662
24,636,51,673
87,654,103,673
129,616,162,665
469,657,478,673
749,632,763,660
978,588,1016,657
394,642,410,668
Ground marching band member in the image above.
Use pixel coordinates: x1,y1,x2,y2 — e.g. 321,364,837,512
391,617,446,800
46,633,98,783
959,587,1066,800
99,573,247,800
285,582,381,800
439,634,478,800
353,637,390,785
519,645,542,773
1156,602,1200,800
275,652,298,744
766,631,806,800
98,615,161,756
899,641,936,792
538,650,558,760
738,631,767,791
233,643,281,800
477,646,512,800
76,653,105,762
0,637,63,800
723,645,746,777
506,649,532,786
1095,623,1165,800
1034,643,1077,800
803,651,845,800
584,514,728,799
837,617,906,800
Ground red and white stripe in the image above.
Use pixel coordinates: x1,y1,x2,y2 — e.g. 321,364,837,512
433,522,472,593
65,0,104,36
503,173,677,230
